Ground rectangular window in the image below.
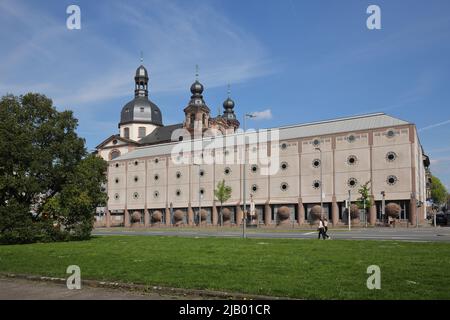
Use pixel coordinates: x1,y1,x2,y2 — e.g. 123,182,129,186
124,128,130,139
138,127,146,138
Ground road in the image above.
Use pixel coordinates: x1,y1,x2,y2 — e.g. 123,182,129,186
93,227,450,242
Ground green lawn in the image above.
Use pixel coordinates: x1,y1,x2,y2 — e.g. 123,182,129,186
0,236,449,299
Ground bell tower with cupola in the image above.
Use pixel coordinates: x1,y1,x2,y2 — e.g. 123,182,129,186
119,62,163,142
183,67,211,135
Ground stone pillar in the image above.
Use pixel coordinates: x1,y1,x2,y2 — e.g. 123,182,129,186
188,203,194,226
106,209,111,228
124,209,130,228
410,196,417,226
331,196,339,226
369,196,376,226
418,202,425,225
264,202,271,226
236,205,243,226
165,206,171,226
297,198,304,225
144,208,150,227
212,203,218,226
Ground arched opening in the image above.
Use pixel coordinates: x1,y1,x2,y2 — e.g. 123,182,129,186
109,149,121,160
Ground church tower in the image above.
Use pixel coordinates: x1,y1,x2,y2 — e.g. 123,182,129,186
183,70,210,135
119,64,163,141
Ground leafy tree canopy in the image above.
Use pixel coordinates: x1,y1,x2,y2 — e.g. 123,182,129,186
0,93,107,244
430,174,448,206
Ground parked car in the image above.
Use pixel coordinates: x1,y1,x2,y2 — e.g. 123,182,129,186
435,213,448,226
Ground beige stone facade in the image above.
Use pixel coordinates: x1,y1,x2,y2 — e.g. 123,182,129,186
98,114,429,228
95,64,429,228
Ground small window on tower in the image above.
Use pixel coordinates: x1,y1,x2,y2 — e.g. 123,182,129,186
124,128,130,139
140,107,144,112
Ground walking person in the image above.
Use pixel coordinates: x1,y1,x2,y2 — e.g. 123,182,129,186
318,219,326,240
323,218,331,239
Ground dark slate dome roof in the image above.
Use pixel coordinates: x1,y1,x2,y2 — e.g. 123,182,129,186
190,80,204,95
223,97,235,109
135,65,148,80
120,96,163,126
223,97,236,120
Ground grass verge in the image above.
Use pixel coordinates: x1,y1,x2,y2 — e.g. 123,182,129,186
0,236,449,299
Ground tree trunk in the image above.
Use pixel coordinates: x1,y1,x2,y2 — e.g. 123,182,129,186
220,202,223,227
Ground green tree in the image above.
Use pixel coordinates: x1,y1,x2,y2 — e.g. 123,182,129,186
430,174,448,207
0,93,107,244
356,181,373,210
214,180,232,226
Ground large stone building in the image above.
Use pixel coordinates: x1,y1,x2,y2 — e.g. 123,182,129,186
96,64,430,227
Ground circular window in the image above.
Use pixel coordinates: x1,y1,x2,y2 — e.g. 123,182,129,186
251,165,258,173
252,184,258,192
154,174,159,181
176,172,181,179
386,152,397,162
134,161,139,166
387,175,398,186
112,139,118,145
134,176,139,182
224,167,231,175
347,155,357,166
313,139,320,147
387,130,395,138
175,189,181,197
133,192,139,199
312,159,321,168
348,178,358,188
281,143,287,150
115,163,119,168
313,180,321,190
280,182,289,191
199,169,205,177
114,193,119,200
153,191,159,198
115,178,119,184
154,158,159,164
348,135,356,143
281,162,288,170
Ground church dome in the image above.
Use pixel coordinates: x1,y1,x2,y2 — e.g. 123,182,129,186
190,80,204,95
135,65,148,80
119,64,163,127
120,97,163,126
223,97,235,109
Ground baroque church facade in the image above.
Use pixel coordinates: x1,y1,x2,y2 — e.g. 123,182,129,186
96,63,430,228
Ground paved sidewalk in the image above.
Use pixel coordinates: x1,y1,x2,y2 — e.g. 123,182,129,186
93,227,450,242
0,277,187,300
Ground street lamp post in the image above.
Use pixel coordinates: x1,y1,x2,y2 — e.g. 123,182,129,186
243,113,256,239
348,190,351,231
315,148,323,220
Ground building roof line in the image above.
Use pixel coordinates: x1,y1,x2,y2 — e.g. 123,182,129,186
270,112,391,131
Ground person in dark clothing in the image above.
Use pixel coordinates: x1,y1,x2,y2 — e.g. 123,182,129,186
323,218,331,239
318,219,326,240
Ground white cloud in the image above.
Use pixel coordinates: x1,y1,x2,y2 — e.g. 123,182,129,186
250,109,273,120
419,119,450,132
0,0,276,110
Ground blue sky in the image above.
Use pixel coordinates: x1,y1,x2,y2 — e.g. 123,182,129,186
1,0,450,189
